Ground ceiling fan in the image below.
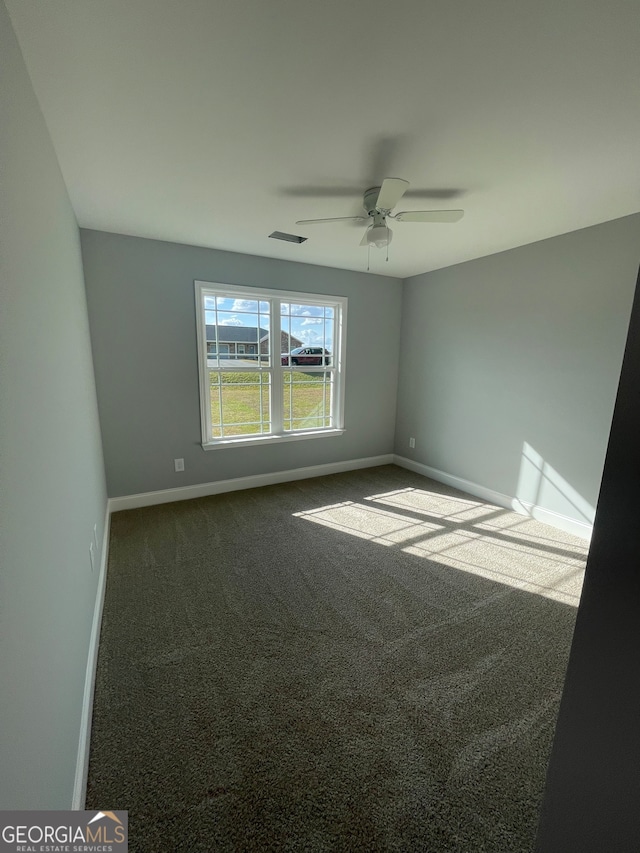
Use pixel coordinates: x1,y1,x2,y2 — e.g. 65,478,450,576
295,178,464,248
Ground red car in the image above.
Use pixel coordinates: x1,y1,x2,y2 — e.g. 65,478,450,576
281,346,331,366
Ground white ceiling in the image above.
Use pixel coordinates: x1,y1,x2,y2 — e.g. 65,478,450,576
6,0,640,278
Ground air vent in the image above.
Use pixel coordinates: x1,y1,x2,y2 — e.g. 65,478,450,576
269,231,307,244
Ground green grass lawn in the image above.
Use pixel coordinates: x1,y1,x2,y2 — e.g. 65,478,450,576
209,370,332,437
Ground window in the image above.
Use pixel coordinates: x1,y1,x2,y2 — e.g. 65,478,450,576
195,281,346,448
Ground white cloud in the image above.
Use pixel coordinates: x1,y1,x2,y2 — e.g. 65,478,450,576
301,318,323,326
288,304,324,317
298,329,328,345
219,316,243,326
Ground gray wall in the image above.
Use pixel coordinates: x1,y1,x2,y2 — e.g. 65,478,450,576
0,2,107,808
395,215,640,528
80,229,402,498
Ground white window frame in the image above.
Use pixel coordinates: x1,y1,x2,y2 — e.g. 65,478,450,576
195,281,347,449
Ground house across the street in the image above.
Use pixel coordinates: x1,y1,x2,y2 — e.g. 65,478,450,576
206,325,303,358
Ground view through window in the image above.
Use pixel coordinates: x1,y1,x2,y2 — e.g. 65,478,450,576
195,282,346,445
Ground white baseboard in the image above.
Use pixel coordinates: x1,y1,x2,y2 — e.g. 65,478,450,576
109,454,395,513
72,501,111,809
393,455,593,541
509,498,593,540
394,455,514,508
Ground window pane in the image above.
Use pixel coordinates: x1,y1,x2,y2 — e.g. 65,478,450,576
206,313,269,365
216,297,235,310
283,370,332,431
210,371,270,438
280,302,333,367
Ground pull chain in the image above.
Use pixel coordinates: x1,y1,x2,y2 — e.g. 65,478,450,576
367,243,370,272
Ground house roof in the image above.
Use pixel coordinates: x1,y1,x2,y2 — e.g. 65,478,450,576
206,326,304,348
206,325,267,344
6,1,639,278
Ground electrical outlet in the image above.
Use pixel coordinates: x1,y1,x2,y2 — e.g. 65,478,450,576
89,542,95,571
174,458,185,472
409,437,416,449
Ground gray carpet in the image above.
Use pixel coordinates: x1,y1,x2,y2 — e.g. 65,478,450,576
86,465,588,852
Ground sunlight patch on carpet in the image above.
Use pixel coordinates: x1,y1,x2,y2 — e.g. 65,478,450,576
294,487,586,606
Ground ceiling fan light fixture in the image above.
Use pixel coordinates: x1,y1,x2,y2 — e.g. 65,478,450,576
367,223,392,248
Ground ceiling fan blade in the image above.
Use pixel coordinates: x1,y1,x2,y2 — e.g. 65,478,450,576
359,228,372,246
375,177,410,211
295,216,367,225
393,209,464,223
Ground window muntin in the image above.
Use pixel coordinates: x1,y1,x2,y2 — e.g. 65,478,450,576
196,282,346,446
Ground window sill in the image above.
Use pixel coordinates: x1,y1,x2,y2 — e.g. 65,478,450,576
201,428,345,451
